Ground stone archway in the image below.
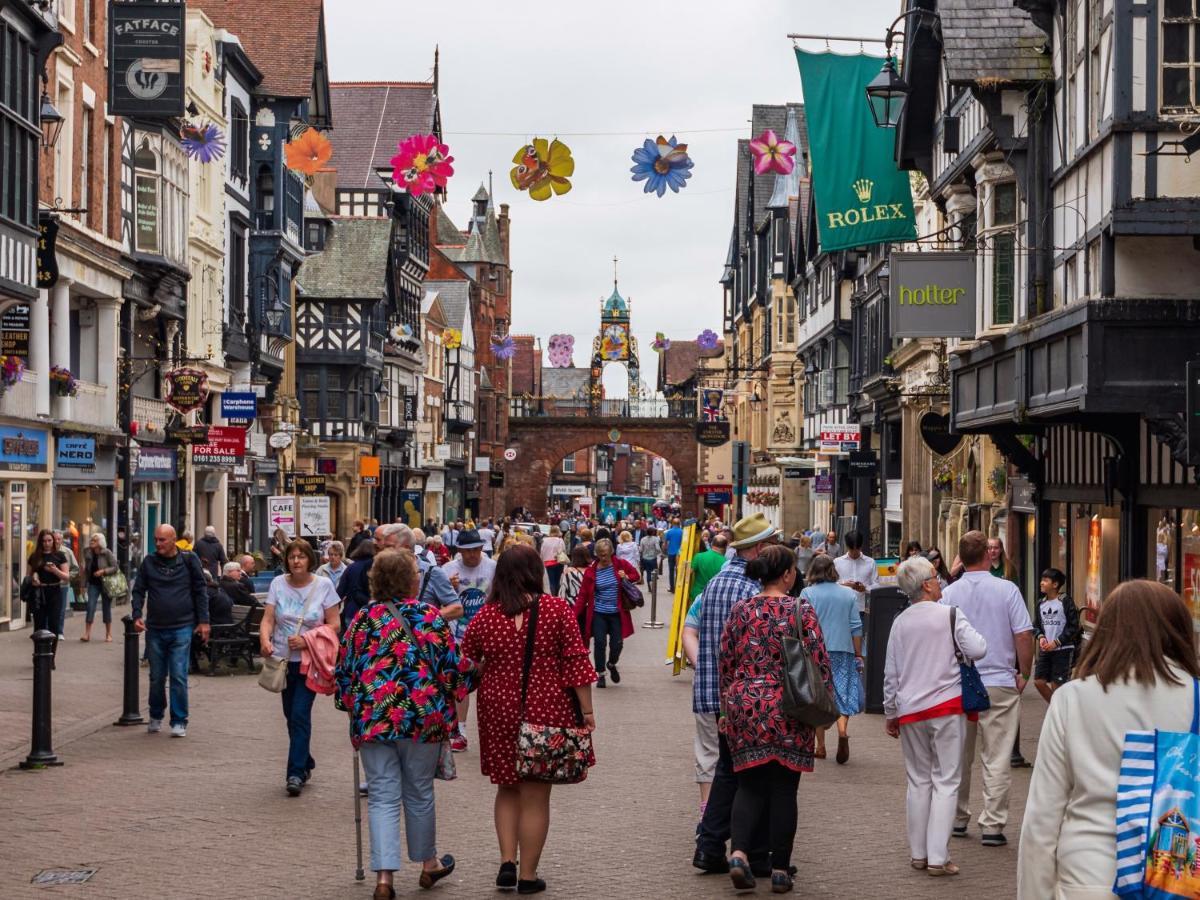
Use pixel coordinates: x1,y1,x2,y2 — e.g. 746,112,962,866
503,417,699,521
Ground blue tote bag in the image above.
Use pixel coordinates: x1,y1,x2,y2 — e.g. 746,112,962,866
1113,677,1200,899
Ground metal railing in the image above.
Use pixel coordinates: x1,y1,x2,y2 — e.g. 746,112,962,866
131,395,170,434
508,397,688,420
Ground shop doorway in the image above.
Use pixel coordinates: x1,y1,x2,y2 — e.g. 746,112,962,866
4,483,28,627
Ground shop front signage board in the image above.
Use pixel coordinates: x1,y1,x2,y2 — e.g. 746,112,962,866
56,436,96,468
132,446,176,481
814,474,833,494
220,392,257,420
0,426,48,472
299,495,331,537
268,495,296,535
918,411,962,456
36,213,59,290
551,485,588,496
1,304,30,358
889,251,977,339
108,0,186,118
359,455,380,487
848,449,877,478
268,431,292,450
164,367,209,414
290,474,326,496
695,420,731,447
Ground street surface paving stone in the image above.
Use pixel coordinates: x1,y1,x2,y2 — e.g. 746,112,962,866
0,605,1042,899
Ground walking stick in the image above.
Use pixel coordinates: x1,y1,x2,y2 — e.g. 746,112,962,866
353,751,365,881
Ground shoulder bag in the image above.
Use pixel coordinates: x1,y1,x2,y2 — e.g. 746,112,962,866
780,598,840,728
515,599,596,784
101,555,129,602
617,566,644,611
258,580,317,694
384,599,456,781
949,606,991,714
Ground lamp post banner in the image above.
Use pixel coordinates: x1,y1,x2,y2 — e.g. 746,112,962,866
794,50,916,253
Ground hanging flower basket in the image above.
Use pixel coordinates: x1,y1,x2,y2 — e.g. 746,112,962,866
932,461,954,492
49,365,78,397
987,465,1007,497
0,355,25,396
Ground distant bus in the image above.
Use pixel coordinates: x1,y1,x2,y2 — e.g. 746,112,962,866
598,494,658,523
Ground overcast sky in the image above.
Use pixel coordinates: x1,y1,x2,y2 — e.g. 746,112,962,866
326,1,898,396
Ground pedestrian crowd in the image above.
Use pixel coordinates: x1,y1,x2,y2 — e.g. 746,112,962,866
109,504,1198,899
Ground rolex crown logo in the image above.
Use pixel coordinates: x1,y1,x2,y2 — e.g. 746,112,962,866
852,178,874,203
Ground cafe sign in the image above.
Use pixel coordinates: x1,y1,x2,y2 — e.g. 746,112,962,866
165,367,208,414
889,252,977,339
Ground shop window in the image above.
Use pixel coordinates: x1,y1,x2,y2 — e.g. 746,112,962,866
133,140,160,254
1161,0,1200,112
230,99,248,181
990,183,1017,327
0,16,39,229
562,455,576,474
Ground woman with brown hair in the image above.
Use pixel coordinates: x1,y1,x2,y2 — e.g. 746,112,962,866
335,549,473,898
1018,580,1200,899
28,528,69,659
260,539,341,797
461,543,596,895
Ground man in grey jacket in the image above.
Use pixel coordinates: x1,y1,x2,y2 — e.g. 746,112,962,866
132,524,209,738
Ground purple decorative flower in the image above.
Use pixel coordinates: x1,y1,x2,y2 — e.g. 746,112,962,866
491,334,517,361
696,329,719,351
181,122,227,163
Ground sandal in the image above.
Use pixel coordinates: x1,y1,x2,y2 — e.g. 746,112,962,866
418,854,455,889
928,861,960,877
910,858,928,870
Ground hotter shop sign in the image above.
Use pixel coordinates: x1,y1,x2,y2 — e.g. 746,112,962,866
889,252,977,339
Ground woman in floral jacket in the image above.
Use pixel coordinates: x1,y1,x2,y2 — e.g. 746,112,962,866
334,549,477,900
719,544,833,894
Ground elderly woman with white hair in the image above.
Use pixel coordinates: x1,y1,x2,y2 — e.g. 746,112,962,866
883,555,988,878
82,532,120,642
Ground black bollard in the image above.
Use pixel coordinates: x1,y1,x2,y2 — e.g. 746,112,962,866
114,614,144,727
19,630,62,768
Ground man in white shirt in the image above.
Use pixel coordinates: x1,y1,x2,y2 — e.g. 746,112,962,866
833,531,878,613
940,530,1034,848
442,528,497,753
477,520,496,557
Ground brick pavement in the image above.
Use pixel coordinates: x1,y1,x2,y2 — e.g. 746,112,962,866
0,605,1043,899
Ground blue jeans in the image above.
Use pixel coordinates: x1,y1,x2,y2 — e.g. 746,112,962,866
592,611,623,674
281,661,316,780
358,740,441,873
640,559,658,583
667,554,679,591
147,624,193,726
85,583,112,625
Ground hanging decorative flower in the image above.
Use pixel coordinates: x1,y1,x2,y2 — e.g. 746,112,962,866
388,323,414,343
49,365,78,397
932,461,954,491
442,328,462,350
748,129,796,176
389,133,455,197
651,332,671,352
696,329,719,351
284,127,333,177
491,334,517,361
510,138,574,201
630,135,694,197
0,354,24,395
547,333,574,367
180,122,226,163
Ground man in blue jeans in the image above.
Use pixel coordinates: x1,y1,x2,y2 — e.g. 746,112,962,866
664,518,684,592
131,524,209,738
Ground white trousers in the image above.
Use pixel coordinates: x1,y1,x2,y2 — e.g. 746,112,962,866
694,713,719,783
900,714,965,866
957,686,1022,833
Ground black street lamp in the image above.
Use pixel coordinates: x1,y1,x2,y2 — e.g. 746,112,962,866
865,7,940,129
39,89,63,149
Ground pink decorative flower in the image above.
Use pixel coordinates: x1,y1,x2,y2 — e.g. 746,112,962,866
547,333,574,368
749,129,796,176
390,133,455,197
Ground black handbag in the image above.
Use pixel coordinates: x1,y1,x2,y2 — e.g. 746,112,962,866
950,606,991,714
617,569,644,611
780,599,839,728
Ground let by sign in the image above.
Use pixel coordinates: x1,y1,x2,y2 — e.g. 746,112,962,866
819,424,861,453
889,251,977,339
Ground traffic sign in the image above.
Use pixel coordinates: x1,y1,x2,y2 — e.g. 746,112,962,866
299,495,331,537
503,448,517,461
268,495,296,536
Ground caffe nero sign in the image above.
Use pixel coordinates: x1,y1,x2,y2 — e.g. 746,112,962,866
889,252,976,339
108,0,186,118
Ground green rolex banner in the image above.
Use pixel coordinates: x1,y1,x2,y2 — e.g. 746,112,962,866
795,50,916,252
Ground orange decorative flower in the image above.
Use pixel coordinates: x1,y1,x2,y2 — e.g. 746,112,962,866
284,127,333,176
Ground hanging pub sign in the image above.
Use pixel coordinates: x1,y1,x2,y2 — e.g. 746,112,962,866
795,50,917,252
1,304,30,358
695,420,731,447
164,367,208,414
889,252,977,339
108,0,186,119
36,213,59,289
918,411,962,456
166,423,208,444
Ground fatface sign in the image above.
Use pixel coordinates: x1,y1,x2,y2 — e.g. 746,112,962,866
108,1,186,118
890,252,977,339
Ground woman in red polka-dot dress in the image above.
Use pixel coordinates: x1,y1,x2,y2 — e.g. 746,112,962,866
462,544,596,895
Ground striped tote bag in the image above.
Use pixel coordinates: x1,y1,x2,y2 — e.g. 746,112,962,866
1113,678,1200,899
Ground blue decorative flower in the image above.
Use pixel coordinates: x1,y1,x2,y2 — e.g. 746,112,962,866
180,122,226,164
630,135,694,197
491,334,516,361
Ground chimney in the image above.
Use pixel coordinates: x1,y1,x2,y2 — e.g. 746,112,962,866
498,203,510,262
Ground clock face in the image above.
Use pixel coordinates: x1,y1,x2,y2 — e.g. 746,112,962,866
608,429,621,442
600,323,629,361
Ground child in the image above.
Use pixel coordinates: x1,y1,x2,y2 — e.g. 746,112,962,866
1032,567,1081,702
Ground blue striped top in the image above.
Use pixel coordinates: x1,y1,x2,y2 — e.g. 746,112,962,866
594,564,619,614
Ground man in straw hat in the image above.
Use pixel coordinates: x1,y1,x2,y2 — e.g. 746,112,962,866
692,512,781,876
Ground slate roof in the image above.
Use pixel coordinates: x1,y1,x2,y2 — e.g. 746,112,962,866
434,205,466,246
423,280,471,333
192,0,324,98
938,0,1051,84
541,367,590,400
329,82,438,190
295,217,390,299
658,340,724,388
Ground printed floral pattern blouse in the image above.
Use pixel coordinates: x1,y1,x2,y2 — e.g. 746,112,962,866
334,598,478,749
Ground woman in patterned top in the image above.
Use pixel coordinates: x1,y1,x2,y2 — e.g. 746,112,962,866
719,544,833,894
334,549,477,900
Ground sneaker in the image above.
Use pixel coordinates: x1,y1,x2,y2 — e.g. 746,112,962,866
286,776,303,797
606,662,621,684
981,832,1007,847
951,825,968,839
170,723,187,738
450,734,468,753
146,719,162,734
596,675,606,689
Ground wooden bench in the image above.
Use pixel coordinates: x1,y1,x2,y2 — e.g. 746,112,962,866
202,603,265,675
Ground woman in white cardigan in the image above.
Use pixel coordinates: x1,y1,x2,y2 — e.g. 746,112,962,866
884,556,987,877
1018,580,1200,899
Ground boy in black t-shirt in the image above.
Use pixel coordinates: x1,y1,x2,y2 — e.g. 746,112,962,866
1033,567,1081,703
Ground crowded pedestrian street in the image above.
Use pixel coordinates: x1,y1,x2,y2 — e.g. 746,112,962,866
0,602,1043,899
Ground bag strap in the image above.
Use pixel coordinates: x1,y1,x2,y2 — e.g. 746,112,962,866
1192,678,1199,735
519,598,540,717
949,605,967,665
414,564,434,605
